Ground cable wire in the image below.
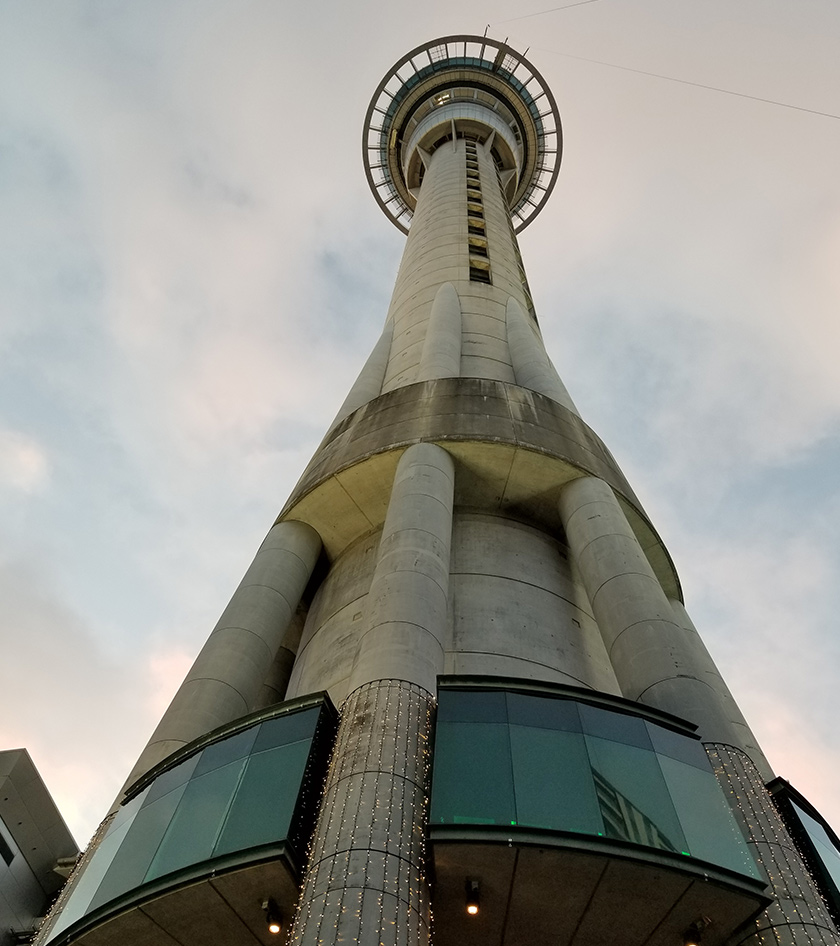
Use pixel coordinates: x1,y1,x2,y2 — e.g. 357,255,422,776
537,49,840,121
495,0,604,24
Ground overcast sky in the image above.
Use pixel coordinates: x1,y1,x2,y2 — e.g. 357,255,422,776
1,0,838,847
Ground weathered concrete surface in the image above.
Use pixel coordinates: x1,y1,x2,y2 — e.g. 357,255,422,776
559,475,770,776
289,681,434,946
120,520,321,795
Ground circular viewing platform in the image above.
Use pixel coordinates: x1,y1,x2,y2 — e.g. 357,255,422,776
363,34,562,234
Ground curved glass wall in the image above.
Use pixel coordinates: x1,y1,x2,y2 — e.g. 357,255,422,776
46,696,335,944
769,778,840,923
430,683,762,881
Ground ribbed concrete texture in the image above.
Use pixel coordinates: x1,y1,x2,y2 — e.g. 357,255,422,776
120,519,322,795
348,442,454,694
289,680,434,946
330,320,394,429
379,136,568,396
558,474,771,775
416,282,462,381
446,511,621,693
505,295,578,413
707,745,840,946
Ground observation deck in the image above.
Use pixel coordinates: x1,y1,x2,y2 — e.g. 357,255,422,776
363,35,562,233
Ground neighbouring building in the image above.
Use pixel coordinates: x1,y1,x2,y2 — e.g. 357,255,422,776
1,750,77,946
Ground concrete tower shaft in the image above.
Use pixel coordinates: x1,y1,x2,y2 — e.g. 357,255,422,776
34,34,840,946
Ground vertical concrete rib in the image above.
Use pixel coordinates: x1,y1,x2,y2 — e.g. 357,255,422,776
669,597,771,778
416,282,462,381
119,520,321,794
348,441,455,695
558,475,767,766
707,745,840,946
253,607,306,709
290,680,434,946
330,320,394,428
506,295,579,413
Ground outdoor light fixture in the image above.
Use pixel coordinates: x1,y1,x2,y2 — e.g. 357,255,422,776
683,917,711,946
465,879,480,916
262,898,282,935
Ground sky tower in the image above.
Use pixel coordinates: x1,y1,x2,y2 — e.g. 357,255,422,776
30,34,840,946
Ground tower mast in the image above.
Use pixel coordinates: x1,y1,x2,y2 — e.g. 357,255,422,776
36,35,840,946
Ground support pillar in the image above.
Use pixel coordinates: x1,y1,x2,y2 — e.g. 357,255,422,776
506,295,578,413
557,475,757,757
289,680,434,946
707,745,840,945
330,320,394,429
348,441,454,695
120,519,322,794
416,282,462,381
290,442,454,946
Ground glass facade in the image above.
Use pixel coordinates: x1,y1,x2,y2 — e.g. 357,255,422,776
46,698,334,944
769,779,840,923
430,685,762,880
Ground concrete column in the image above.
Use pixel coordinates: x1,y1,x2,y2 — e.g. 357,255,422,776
120,520,321,794
253,607,306,709
289,680,434,946
707,745,840,946
558,475,765,766
329,320,393,429
506,295,578,413
416,282,462,381
669,597,771,778
348,441,455,695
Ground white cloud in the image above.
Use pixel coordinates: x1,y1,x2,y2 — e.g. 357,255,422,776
0,429,49,493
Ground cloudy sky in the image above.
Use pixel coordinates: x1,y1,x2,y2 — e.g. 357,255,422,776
1,0,838,847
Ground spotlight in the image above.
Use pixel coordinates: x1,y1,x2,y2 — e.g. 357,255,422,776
465,879,480,916
683,917,711,946
262,898,282,935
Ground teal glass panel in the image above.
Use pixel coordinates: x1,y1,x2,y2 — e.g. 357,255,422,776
47,791,147,939
658,755,761,878
507,692,581,732
146,758,245,880
430,721,515,826
88,783,188,911
215,739,311,855
585,734,686,854
437,689,507,723
142,753,200,806
792,801,840,890
579,703,652,750
193,727,257,777
253,707,320,753
509,725,601,834
646,723,709,770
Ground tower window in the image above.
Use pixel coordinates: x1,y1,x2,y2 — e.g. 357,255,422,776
469,257,492,284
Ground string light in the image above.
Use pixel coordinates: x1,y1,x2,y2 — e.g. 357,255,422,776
705,743,837,939
286,681,435,944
